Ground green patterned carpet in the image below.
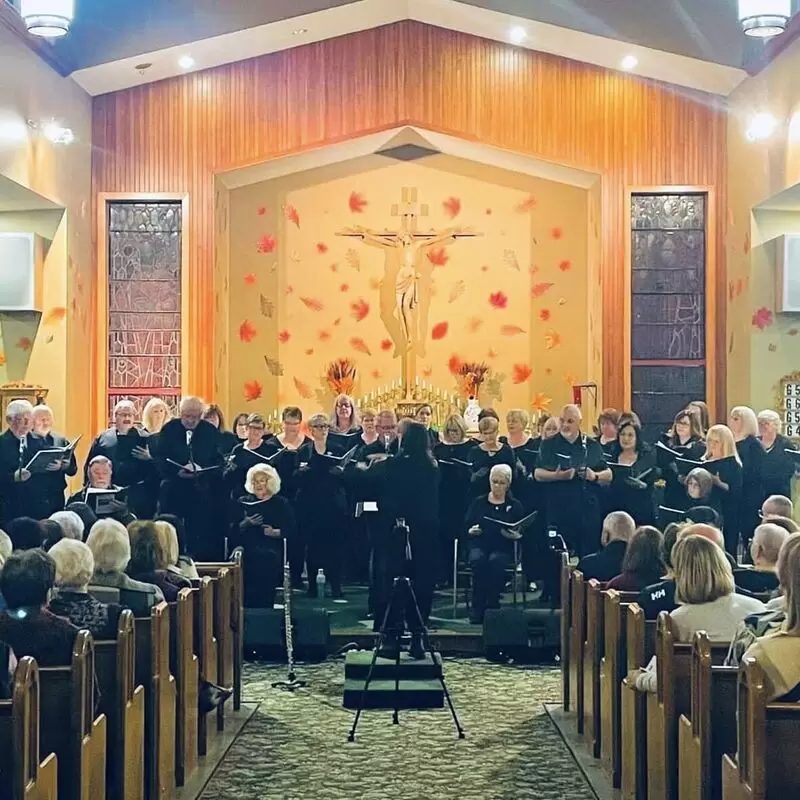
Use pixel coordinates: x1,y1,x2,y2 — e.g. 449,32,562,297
200,660,594,800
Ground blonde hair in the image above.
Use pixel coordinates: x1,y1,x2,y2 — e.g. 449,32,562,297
478,416,499,436
506,408,530,429
361,407,378,421
541,416,560,438
704,424,741,464
245,464,281,496
153,521,180,567
777,533,800,632
730,406,758,438
673,534,735,605
442,414,468,442
142,397,170,432
329,394,360,430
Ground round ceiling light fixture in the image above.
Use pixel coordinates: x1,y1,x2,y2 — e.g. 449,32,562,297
738,0,791,38
19,0,75,38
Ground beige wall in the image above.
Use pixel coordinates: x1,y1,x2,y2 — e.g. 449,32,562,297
0,26,92,454
227,156,593,421
727,38,800,414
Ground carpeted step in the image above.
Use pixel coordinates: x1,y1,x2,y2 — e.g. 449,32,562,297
342,678,445,709
344,649,443,680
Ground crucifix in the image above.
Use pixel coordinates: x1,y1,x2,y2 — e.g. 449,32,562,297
337,187,480,398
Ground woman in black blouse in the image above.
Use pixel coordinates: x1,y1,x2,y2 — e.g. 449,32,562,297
608,420,657,526
465,463,523,624
758,409,798,500
730,406,765,549
468,417,515,498
414,403,440,452
225,414,278,499
204,404,240,457
658,409,706,511
702,424,744,556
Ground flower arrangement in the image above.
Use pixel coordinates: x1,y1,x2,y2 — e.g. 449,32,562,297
325,358,358,397
456,361,490,398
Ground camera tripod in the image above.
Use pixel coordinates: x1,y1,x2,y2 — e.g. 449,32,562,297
347,520,465,742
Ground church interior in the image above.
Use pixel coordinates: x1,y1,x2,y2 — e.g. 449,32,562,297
1,1,800,798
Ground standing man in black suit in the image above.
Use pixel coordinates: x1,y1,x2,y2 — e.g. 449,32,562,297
156,396,225,560
31,404,78,517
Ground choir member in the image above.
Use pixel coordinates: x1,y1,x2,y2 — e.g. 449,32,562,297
359,408,379,449
370,420,440,657
414,403,439,451
467,417,515,498
536,414,561,442
294,414,349,600
204,403,240,456
687,400,711,436
465,464,523,624
730,406,765,548
31,404,77,517
758,409,799,500
658,409,706,511
607,419,657,526
156,396,226,561
86,399,158,519
595,408,620,459
684,468,723,521
68,454,131,521
231,413,249,442
0,400,52,523
225,414,278,497
702,424,743,556
232,464,297,607
329,394,360,434
141,397,170,435
534,404,612,555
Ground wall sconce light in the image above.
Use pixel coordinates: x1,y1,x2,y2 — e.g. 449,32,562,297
27,119,75,145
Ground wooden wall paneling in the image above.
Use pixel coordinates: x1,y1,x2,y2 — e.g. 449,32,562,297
91,21,728,429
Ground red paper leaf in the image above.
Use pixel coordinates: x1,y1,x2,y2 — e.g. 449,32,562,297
330,263,339,272
501,325,526,336
531,282,554,298
319,330,331,341
487,349,497,359
243,380,263,402
512,364,532,384
278,330,290,343
349,191,368,213
485,208,492,215
380,339,393,351
294,377,314,399
257,234,276,254
283,204,300,228
427,248,449,267
239,320,257,343
300,296,324,312
515,195,537,213
244,273,257,286
16,337,32,351
448,354,463,375
371,369,382,379
350,336,371,356
350,298,370,322
340,284,350,292
489,291,508,309
558,260,572,272
257,207,267,216
551,227,563,240
431,321,449,340
539,309,551,322
316,242,328,254
752,307,773,330
443,196,461,219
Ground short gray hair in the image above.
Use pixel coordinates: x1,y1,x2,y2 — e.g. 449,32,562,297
603,511,636,543
49,510,84,541
113,399,136,415
6,399,33,422
490,463,513,485
757,409,782,430
49,539,94,590
752,523,789,566
32,404,53,418
86,518,131,573
763,494,794,519
245,464,281,495
308,413,328,429
179,396,203,413
0,530,12,563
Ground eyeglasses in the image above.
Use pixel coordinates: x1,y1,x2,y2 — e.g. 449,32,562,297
310,424,329,430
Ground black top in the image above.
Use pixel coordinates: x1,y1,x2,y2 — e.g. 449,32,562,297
433,441,475,535
86,427,156,488
736,434,765,533
637,578,677,618
703,456,743,532
732,567,780,595
0,430,52,522
375,454,440,530
293,442,349,517
501,437,540,513
157,418,223,476
225,441,283,498
33,431,78,513
233,493,297,552
467,443,516,497
464,494,525,553
536,432,609,505
761,434,797,499
656,434,706,510
577,539,629,583
262,435,311,500
607,446,657,526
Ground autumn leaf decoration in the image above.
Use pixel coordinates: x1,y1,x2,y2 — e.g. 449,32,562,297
559,260,572,272
500,325,526,336
427,248,449,267
325,358,358,396
489,291,508,309
515,195,537,213
512,364,532,384
531,282,554,298
283,204,300,228
294,377,314,399
300,296,324,312
752,307,773,330
380,339,393,351
443,197,461,219
244,273,257,286
43,307,67,325
243,380,263,402
350,298,370,322
448,280,466,303
239,320,257,343
456,361,490,398
257,234,276,254
349,192,368,213
278,330,291,343
544,330,562,349
431,321,449,340
350,337,372,356
316,242,328,254
531,392,552,412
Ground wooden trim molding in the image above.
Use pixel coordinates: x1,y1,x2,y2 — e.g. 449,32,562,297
94,193,190,431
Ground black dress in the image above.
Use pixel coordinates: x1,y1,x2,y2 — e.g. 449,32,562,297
761,434,797,500
704,456,744,555
736,435,765,545
33,431,78,516
607,446,657,526
657,434,706,511
0,430,53,523
467,443,516,498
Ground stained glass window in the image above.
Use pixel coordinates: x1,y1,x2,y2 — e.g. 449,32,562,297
106,202,182,423
631,194,707,442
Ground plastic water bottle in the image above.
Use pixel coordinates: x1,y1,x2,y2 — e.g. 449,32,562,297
316,569,326,598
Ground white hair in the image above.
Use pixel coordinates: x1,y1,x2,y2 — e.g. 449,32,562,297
490,463,513,484
6,399,33,421
752,523,789,566
179,396,204,413
86,518,131,573
757,409,782,431
49,510,84,541
731,406,759,437
0,530,11,563
88,455,112,470
561,403,583,421
31,404,53,418
49,539,94,590
603,511,636,543
113,400,136,417
245,464,281,496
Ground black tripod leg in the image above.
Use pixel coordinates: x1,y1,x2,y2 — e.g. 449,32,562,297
392,625,402,725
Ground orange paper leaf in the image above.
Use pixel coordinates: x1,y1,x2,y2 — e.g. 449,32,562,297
558,260,572,272
43,306,67,325
300,296,324,312
239,320,257,343
16,337,32,351
257,234,276,254
350,336,371,356
283,204,300,228
257,207,268,216
431,321,449,340
512,364,532,384
422,365,433,377
427,248,449,267
539,309,551,322
544,330,562,349
531,282,554,298
316,242,328,254
448,354,464,375
244,273,257,286
380,339,393,351
531,392,551,412
318,330,331,342
340,284,350,292
501,325,526,336
243,380,263,402
371,369,382,380
294,377,314,399
0,353,6,366
443,196,461,219
466,317,483,333
515,195,537,213
350,298,370,322
278,330,290,343
551,227,563,240
349,191,368,213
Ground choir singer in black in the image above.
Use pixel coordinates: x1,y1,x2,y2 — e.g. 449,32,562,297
31,404,77,516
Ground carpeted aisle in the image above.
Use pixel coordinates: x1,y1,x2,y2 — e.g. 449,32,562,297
200,660,594,800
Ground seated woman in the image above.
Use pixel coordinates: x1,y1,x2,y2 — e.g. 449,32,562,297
467,417,515,499
127,520,192,602
607,526,666,591
6,517,44,551
464,464,524,624
86,518,164,614
40,519,65,552
68,455,135,525
0,549,79,666
153,515,199,581
47,538,124,640
233,463,297,608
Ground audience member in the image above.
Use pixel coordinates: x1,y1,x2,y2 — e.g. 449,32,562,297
607,526,666,591
40,519,65,551
577,511,636,581
154,514,199,580
0,530,11,564
6,517,44,551
762,494,794,521
761,516,799,535
734,523,787,594
65,501,98,536
153,519,199,581
49,510,84,541
127,520,191,602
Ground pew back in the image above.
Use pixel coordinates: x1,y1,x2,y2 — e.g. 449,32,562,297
560,553,572,711
583,579,605,756
169,590,198,787
193,577,217,757
569,571,586,733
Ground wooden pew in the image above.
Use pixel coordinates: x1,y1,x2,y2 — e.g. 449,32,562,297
0,657,58,800
583,579,605,756
600,590,640,787
135,603,176,800
95,610,145,800
569,570,586,734
193,577,218,758
721,657,800,800
677,632,738,800
560,553,572,712
169,589,198,787
39,630,107,800
646,613,730,800
620,604,657,800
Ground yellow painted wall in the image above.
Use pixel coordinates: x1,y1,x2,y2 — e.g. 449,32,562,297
0,26,92,456
227,156,591,421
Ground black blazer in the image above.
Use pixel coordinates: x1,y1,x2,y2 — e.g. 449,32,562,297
156,418,223,477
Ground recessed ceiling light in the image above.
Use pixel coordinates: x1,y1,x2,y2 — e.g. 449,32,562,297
509,26,527,45
620,54,638,70
292,28,308,36
746,112,779,142
178,55,195,70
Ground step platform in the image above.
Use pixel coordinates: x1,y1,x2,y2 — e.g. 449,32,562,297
344,649,443,680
